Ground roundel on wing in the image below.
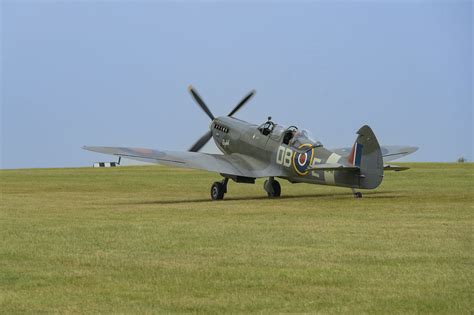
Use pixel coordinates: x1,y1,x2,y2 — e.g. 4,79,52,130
292,144,315,176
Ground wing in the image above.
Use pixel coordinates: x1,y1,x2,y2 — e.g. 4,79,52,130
332,145,418,162
83,146,284,178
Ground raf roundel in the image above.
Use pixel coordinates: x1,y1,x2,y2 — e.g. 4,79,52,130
292,144,315,176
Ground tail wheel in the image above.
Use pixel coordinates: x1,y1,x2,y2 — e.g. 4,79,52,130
211,182,225,200
264,179,281,198
354,192,363,198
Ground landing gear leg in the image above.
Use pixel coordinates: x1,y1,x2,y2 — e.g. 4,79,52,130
264,177,281,198
211,178,228,201
352,188,362,198
221,177,228,194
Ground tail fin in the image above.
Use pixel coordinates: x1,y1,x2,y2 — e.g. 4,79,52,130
349,125,384,189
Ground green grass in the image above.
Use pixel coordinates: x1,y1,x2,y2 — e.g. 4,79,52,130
0,163,473,313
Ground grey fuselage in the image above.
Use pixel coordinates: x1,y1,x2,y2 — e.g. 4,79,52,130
211,116,364,189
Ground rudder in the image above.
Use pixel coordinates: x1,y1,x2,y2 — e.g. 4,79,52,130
349,125,384,189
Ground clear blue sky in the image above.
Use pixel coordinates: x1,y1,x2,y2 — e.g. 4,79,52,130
1,1,472,169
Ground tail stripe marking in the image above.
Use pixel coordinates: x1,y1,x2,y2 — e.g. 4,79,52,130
354,143,363,167
349,142,364,167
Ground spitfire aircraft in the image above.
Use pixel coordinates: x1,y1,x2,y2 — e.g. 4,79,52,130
84,86,418,200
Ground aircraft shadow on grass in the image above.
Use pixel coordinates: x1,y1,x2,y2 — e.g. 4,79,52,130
115,191,403,206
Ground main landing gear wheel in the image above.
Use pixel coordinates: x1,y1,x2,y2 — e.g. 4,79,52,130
211,178,228,201
264,178,281,198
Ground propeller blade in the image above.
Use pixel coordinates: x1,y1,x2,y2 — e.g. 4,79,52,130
188,130,213,152
227,89,256,117
188,85,215,121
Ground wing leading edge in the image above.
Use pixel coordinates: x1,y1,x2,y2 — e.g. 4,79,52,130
83,146,284,178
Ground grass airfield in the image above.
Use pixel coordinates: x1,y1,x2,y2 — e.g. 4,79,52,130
1,163,472,313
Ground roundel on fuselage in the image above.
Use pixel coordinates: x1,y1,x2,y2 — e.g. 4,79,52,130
292,144,314,176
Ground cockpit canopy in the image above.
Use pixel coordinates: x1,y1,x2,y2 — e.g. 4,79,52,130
258,118,323,147
289,129,322,148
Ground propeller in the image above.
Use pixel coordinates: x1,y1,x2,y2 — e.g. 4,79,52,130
188,85,255,152
188,130,213,153
227,90,256,117
188,85,215,120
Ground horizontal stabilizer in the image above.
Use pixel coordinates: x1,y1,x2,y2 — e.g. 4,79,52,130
332,145,418,162
384,164,410,171
307,163,359,171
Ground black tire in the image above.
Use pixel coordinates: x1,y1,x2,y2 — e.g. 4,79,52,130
264,179,281,198
211,182,225,200
354,192,363,198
